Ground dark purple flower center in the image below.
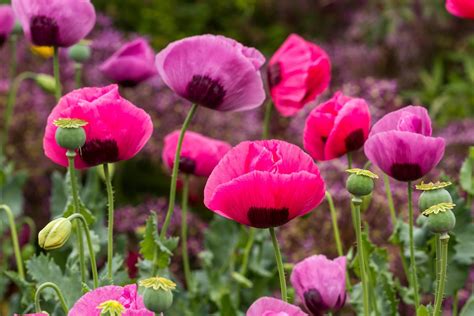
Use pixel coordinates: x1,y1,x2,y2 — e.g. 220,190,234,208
178,157,196,174
267,62,282,88
390,163,422,182
80,139,119,166
186,75,225,109
345,128,365,152
321,136,328,144
247,207,289,228
30,16,59,46
304,288,329,315
335,293,346,310
119,80,139,88
0,34,6,47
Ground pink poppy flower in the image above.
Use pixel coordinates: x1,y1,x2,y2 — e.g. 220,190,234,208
204,140,325,228
247,297,308,316
69,284,154,316
162,130,231,177
14,314,48,316
446,0,474,19
290,255,347,315
364,106,445,182
155,34,266,112
100,38,157,87
12,0,96,47
303,91,371,161
43,85,153,169
0,5,15,47
268,34,331,117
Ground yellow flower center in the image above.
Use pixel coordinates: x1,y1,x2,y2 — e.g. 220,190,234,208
346,168,379,179
30,45,55,59
97,300,125,316
53,118,88,128
139,276,177,291
416,181,452,191
422,202,456,217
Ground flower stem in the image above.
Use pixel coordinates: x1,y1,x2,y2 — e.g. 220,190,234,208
325,191,343,256
452,290,459,316
181,175,193,291
352,197,370,316
67,213,99,289
407,182,420,308
0,204,24,279
433,233,449,316
103,163,115,282
269,227,287,302
67,150,87,284
34,282,69,314
160,104,198,239
53,46,62,101
74,63,83,89
383,174,397,225
1,71,36,158
240,228,256,276
9,35,18,79
262,100,273,139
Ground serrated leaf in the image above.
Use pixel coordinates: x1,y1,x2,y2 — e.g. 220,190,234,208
416,305,431,316
63,198,95,225
460,155,474,195
140,212,159,260
460,295,474,316
0,166,27,226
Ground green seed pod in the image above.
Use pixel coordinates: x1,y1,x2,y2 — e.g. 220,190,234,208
55,127,86,150
426,209,456,234
68,43,91,63
38,218,72,250
416,181,453,212
139,276,176,314
345,169,378,197
35,74,56,94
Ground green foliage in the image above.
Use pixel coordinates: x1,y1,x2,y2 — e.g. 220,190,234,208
0,162,27,225
461,295,474,316
460,147,474,195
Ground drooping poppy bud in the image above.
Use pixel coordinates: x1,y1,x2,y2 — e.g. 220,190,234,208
38,217,72,250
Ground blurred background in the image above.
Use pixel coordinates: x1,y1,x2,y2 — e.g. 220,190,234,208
0,0,473,313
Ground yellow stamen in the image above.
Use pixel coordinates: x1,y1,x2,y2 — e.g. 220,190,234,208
97,300,125,316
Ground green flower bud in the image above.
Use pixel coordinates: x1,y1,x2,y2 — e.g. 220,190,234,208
68,43,91,63
139,276,176,313
416,181,453,212
345,168,378,197
22,244,35,261
13,21,23,35
53,118,88,150
422,202,456,234
38,218,72,250
35,74,56,94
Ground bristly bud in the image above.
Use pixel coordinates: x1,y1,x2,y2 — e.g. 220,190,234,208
34,74,56,94
139,276,176,313
417,181,453,212
53,118,88,150
38,218,72,250
68,42,92,63
423,202,456,234
345,168,378,197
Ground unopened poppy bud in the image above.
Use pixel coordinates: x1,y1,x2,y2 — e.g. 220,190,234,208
68,43,91,63
38,218,72,250
345,168,378,197
139,276,176,313
53,118,88,150
34,74,56,94
416,181,453,212
422,202,456,234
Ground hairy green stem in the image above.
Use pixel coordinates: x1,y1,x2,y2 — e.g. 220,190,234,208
0,204,24,279
103,163,115,282
383,174,397,225
34,282,69,314
269,228,287,302
240,228,256,276
262,100,272,139
53,47,62,101
325,191,344,256
67,213,99,288
407,182,420,308
74,63,83,89
181,176,193,291
452,290,459,316
352,197,370,316
9,35,18,80
1,71,36,157
67,151,86,284
160,104,198,240
433,233,449,316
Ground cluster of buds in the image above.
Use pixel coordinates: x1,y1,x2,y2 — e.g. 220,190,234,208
417,181,456,234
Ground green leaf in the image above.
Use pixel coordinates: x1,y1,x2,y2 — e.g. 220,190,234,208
416,305,433,316
204,217,240,269
219,292,237,316
0,164,27,224
460,295,474,316
460,151,474,194
63,198,95,225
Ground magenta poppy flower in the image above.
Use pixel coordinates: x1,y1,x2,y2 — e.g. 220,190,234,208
446,0,474,19
12,0,96,47
100,38,157,86
155,34,266,112
14,314,48,316
268,34,331,117
162,130,231,177
364,106,445,182
204,140,325,228
247,297,308,316
69,284,154,316
303,91,371,161
43,85,153,169
290,255,347,315
0,5,15,47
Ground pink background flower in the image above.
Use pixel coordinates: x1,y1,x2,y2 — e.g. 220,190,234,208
446,0,474,19
268,34,331,117
247,297,308,316
0,5,15,46
204,140,325,228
